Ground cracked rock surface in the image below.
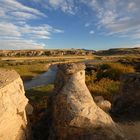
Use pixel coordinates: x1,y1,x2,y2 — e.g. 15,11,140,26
0,69,29,140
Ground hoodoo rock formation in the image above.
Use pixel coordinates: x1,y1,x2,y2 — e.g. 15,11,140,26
111,73,140,118
48,63,126,140
0,69,30,140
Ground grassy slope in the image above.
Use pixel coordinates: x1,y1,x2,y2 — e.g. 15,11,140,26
2,63,49,81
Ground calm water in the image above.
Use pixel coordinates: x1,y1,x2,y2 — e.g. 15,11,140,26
24,65,58,90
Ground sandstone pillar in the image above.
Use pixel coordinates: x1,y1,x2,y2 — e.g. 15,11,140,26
49,63,126,140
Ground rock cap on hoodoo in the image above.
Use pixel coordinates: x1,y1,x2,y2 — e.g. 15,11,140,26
58,62,85,74
0,68,20,88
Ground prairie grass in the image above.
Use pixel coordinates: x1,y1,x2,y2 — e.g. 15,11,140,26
25,84,54,103
25,84,54,123
86,62,135,101
2,63,49,81
96,62,135,80
86,78,120,102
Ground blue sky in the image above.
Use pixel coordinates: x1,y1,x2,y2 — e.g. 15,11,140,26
0,0,140,50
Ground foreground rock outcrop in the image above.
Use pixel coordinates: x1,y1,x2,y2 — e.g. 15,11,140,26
111,73,140,119
0,69,30,140
48,63,126,140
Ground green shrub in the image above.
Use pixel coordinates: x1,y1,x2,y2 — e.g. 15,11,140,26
85,62,134,102
87,78,120,102
85,74,96,85
25,84,54,104
2,63,49,81
25,84,54,123
96,62,135,80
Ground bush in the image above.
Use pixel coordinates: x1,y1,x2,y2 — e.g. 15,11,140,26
85,62,135,102
25,84,54,123
85,74,96,85
86,78,120,102
26,84,54,106
3,63,49,81
96,62,135,80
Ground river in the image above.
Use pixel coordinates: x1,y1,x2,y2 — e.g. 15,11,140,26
24,65,58,90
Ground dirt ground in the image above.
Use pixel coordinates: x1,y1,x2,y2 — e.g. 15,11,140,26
118,121,140,140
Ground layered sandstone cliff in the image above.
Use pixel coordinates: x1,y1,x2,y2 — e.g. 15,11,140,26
48,63,126,140
0,69,30,140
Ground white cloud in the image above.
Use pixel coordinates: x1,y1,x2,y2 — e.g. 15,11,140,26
54,29,64,33
82,0,140,39
85,23,90,27
19,24,64,39
10,11,37,20
0,0,46,20
0,39,44,50
48,0,76,14
0,9,5,16
127,2,138,12
0,0,63,49
89,30,94,34
0,22,21,37
31,0,77,14
2,0,140,49
0,21,63,41
20,24,51,39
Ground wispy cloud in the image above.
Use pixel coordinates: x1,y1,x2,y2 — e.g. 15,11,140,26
89,30,94,34
10,11,38,20
47,0,140,39
0,0,46,20
0,0,63,49
85,23,90,27
48,0,76,14
19,24,63,39
31,0,77,14
0,39,44,50
0,22,21,37
1,0,140,49
82,0,140,39
0,22,63,39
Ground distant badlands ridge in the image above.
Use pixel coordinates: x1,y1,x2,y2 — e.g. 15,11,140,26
0,49,94,57
0,47,140,57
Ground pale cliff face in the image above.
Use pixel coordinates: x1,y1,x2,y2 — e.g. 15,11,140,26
0,69,29,140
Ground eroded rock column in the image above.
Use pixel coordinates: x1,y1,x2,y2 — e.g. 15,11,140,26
49,63,126,140
0,69,30,140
